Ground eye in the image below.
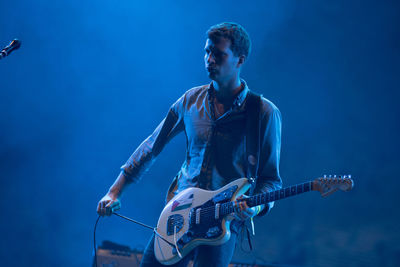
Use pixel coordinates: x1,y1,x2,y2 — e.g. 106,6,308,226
213,51,222,58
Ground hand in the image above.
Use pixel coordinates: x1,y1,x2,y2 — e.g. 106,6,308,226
97,193,121,216
232,195,258,221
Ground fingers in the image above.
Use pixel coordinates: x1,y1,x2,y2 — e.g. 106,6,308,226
97,202,101,214
233,199,255,221
106,200,121,215
97,200,108,216
97,197,120,217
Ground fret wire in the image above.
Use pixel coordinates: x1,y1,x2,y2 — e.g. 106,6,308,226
291,185,296,196
297,184,302,194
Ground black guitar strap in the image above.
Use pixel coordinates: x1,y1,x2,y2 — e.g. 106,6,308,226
243,90,262,252
245,91,262,196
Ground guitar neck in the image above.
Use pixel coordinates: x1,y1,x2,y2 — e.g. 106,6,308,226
220,181,313,217
247,181,313,207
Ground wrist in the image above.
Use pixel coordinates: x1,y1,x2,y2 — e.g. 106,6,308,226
107,189,121,200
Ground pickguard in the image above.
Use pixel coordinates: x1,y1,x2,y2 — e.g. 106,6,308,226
170,185,238,254
213,185,237,203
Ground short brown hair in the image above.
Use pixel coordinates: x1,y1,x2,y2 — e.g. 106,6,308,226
206,22,251,58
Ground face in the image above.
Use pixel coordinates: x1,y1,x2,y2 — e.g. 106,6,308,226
204,38,242,83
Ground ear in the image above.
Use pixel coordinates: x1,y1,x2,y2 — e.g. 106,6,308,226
237,55,246,68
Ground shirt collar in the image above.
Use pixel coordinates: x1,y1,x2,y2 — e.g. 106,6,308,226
207,79,249,109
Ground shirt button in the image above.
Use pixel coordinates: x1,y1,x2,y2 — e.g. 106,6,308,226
248,155,257,166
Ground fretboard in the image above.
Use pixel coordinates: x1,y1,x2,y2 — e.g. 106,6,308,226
219,181,313,217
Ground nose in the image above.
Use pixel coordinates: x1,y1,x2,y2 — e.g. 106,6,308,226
205,52,215,65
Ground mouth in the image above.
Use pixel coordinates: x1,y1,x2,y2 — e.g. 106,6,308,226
206,66,217,73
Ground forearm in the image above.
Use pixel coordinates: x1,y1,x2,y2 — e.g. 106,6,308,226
107,171,133,199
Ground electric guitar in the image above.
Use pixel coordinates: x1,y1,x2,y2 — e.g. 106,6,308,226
154,175,354,265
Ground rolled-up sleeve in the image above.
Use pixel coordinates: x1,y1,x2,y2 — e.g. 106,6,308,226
120,95,185,183
255,102,282,216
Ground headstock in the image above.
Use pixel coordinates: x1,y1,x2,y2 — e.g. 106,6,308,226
312,175,354,197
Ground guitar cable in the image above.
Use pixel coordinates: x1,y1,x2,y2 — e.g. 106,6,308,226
93,212,178,267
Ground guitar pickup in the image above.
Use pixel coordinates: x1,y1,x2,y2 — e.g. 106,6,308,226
215,203,220,220
196,208,201,225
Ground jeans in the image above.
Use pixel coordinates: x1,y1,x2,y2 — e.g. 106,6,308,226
140,231,238,267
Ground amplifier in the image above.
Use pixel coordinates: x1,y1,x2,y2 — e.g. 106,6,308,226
93,241,142,267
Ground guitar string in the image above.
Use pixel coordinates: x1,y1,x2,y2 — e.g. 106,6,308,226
193,197,261,223
191,185,310,224
198,183,311,220
194,196,263,223
179,182,314,227
184,179,345,228
197,192,270,219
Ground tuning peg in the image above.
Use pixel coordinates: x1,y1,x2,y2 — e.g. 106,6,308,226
324,175,327,178
334,175,337,178
339,175,342,178
349,175,352,178
329,175,332,178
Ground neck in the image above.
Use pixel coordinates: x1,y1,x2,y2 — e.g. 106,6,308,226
212,76,242,104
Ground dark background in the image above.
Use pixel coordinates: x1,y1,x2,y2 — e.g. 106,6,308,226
1,0,399,266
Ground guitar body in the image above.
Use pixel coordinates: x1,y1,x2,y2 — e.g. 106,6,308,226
154,178,251,265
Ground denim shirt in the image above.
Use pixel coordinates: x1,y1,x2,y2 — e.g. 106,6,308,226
121,81,282,216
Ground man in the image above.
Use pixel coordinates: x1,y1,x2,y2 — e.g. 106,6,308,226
97,22,282,267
